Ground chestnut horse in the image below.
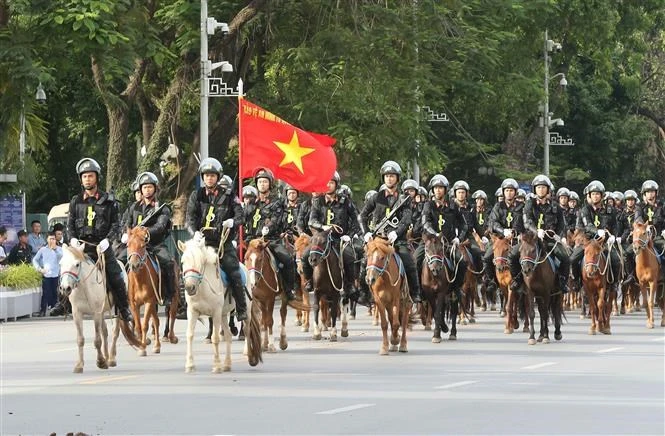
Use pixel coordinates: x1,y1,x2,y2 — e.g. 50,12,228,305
365,238,409,354
126,226,179,355
459,241,479,324
245,239,308,352
420,233,457,342
631,222,664,328
294,234,312,332
518,231,564,345
491,235,524,334
308,229,350,341
582,238,612,335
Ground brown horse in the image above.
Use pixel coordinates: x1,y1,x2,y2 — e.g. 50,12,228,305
127,227,169,355
365,238,409,354
245,239,308,352
294,234,312,332
582,237,612,335
519,231,564,345
459,241,478,324
491,235,524,334
420,233,457,342
308,229,350,341
631,222,664,328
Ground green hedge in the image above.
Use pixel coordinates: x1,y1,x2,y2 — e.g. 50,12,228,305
0,264,43,289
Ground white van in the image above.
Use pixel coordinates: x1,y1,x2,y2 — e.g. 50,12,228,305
47,203,69,228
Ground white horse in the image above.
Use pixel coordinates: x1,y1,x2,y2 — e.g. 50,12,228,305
177,238,262,373
59,243,143,373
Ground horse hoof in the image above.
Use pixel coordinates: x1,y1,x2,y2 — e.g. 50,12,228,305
153,347,161,354
399,345,408,353
185,366,195,373
372,320,379,326
537,336,544,343
504,328,513,335
323,326,329,332
73,367,83,373
661,320,665,327
212,367,222,374
204,338,212,344
96,360,108,369
579,315,585,320
481,307,487,312
389,344,397,352
294,320,302,326
145,337,151,345
162,335,169,341
490,304,497,311
647,322,654,329
301,326,309,333
469,318,476,324
588,328,596,335
170,336,179,344
349,315,356,320
379,348,389,356
461,319,468,325
341,329,349,338
279,339,288,350
268,345,277,353
238,335,245,341
138,349,147,357
448,335,457,341
555,333,562,341
330,335,338,342
108,360,117,367
527,339,536,345
424,325,431,331
522,327,530,333
432,336,442,343
313,333,322,341
500,311,506,317
612,310,618,317
601,328,611,335
542,338,550,344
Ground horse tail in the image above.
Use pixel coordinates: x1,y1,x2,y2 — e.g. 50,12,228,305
119,319,144,349
550,293,567,325
286,298,309,312
246,300,263,367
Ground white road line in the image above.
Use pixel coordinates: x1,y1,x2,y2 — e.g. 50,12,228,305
649,336,665,342
79,375,138,385
596,347,624,354
47,346,79,353
522,362,557,370
510,382,541,386
434,380,479,390
315,403,375,415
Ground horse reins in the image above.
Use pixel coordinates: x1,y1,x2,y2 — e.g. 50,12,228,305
309,230,345,292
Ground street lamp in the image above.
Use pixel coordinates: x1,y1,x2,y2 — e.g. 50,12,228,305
19,82,47,163
200,0,241,160
413,105,449,183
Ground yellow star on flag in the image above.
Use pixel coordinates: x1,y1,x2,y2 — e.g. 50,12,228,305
273,131,315,174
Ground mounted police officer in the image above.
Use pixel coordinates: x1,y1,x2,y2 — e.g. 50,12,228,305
566,191,580,233
121,171,176,304
281,184,301,237
557,187,570,212
402,179,422,242
302,171,360,298
359,161,422,303
482,178,524,290
511,175,570,293
471,190,490,239
185,158,248,320
618,190,639,247
416,174,468,294
452,180,483,273
623,180,665,285
50,158,133,321
243,168,298,301
570,180,621,288
241,185,258,208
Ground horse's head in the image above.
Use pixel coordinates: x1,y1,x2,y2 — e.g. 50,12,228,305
519,231,539,277
127,226,150,272
294,234,311,275
423,233,444,277
632,222,651,254
583,238,603,278
492,235,511,273
178,238,215,296
59,243,86,297
365,238,394,287
308,229,331,267
244,238,269,291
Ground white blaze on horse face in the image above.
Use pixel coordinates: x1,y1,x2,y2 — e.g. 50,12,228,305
248,253,258,288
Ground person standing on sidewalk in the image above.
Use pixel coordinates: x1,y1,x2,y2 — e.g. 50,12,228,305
32,232,63,316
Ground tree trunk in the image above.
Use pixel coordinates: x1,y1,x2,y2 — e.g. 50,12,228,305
106,106,131,191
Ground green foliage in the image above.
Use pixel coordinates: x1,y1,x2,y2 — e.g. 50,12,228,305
0,264,43,289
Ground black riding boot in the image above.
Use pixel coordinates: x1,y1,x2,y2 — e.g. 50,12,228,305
107,272,133,322
163,266,176,303
230,282,248,321
49,295,72,316
558,274,568,294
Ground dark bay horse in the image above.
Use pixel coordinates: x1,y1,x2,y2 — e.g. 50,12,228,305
519,231,564,345
582,238,613,335
420,233,457,342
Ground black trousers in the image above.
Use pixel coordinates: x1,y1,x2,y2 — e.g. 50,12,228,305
269,241,296,291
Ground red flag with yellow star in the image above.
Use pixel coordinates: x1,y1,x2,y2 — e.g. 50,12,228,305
238,99,337,192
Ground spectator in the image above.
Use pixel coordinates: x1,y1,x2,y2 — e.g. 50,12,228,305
33,232,63,316
0,225,7,263
28,220,46,255
3,229,33,265
52,223,66,246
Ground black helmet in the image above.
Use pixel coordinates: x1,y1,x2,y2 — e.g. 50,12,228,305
517,189,527,199
418,186,428,197
198,158,223,179
283,183,298,195
531,174,552,192
428,174,449,190
401,179,419,193
613,191,624,202
495,187,503,198
254,168,275,186
556,187,570,198
471,190,487,200
242,185,258,198
365,190,377,202
569,191,580,201
339,184,352,197
131,181,140,193
641,180,659,194
501,178,519,192
137,171,159,188
76,158,102,178
587,180,605,194
219,174,233,189
331,171,341,185
452,180,470,193
380,160,402,178
623,190,638,201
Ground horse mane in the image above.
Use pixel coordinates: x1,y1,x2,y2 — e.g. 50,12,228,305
493,236,511,252
294,234,311,252
182,238,217,265
247,239,267,250
64,244,85,261
367,238,395,256
521,230,537,244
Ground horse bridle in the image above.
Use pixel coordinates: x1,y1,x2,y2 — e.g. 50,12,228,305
584,251,605,277
247,244,280,292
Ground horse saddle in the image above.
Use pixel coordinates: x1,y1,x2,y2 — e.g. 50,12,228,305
392,253,407,277
219,263,248,288
547,256,560,274
148,254,161,275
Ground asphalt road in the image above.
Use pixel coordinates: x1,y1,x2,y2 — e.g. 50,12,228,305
1,302,664,435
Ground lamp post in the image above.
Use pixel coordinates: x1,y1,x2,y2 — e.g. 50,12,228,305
200,0,239,160
542,29,567,176
413,105,449,183
19,82,47,164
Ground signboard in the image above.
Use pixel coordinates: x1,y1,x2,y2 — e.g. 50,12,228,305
0,194,26,252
